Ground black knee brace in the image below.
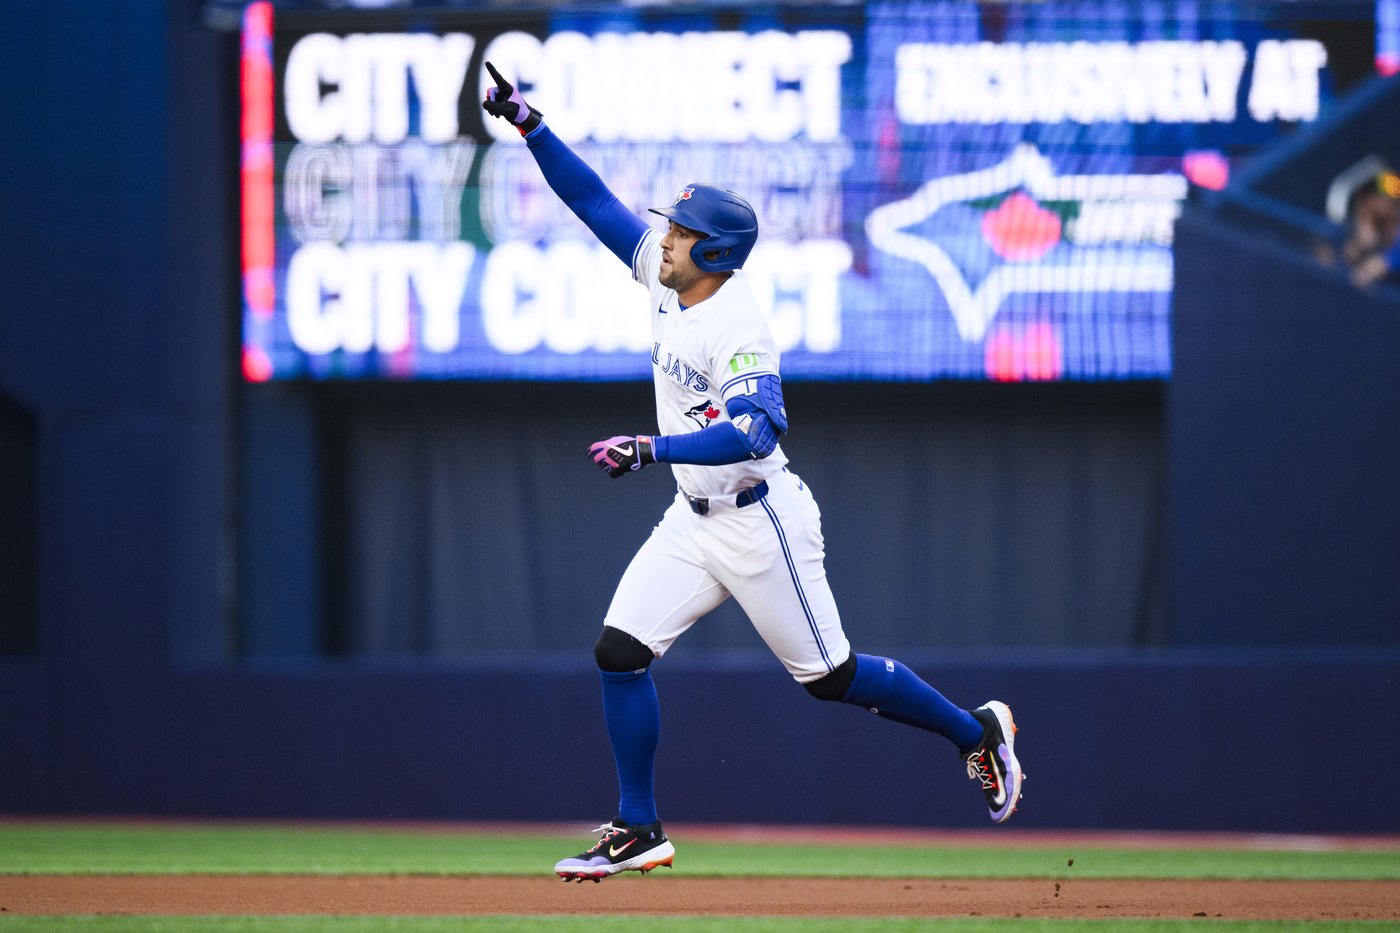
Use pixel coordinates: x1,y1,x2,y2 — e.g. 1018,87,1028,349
803,654,858,702
594,626,655,672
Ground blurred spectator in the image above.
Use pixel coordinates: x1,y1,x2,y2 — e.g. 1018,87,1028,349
1341,172,1400,287
1322,156,1400,290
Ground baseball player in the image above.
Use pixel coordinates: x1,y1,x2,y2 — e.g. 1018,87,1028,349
483,62,1023,883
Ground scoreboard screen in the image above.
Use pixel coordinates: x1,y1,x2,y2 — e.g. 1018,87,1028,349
241,0,1380,382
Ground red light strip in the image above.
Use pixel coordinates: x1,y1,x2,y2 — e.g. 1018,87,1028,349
241,1,275,327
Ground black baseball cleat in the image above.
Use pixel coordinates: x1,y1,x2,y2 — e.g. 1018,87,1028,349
962,701,1023,823
554,819,675,882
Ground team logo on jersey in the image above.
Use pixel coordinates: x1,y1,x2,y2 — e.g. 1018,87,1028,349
675,187,694,203
651,342,710,392
684,400,722,429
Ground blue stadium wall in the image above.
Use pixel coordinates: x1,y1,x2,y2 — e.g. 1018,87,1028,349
2,0,1398,834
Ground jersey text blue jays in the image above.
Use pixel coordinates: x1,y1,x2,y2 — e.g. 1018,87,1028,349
651,342,710,392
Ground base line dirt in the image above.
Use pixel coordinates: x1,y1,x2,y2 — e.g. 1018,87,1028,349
2,875,1398,920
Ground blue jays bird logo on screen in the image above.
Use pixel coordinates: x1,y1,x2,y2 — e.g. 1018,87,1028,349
675,188,694,204
864,144,1188,379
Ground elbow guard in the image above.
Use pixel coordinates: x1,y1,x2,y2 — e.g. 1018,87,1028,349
725,374,788,459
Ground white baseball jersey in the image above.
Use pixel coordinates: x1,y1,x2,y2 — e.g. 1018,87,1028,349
606,228,852,684
630,229,789,499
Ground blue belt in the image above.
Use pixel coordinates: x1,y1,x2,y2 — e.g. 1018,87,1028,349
686,479,769,516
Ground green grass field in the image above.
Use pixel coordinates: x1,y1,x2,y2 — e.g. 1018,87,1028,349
2,824,1397,880
1,823,1396,933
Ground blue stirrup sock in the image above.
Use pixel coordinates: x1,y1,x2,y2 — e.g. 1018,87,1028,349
842,653,985,753
599,668,660,826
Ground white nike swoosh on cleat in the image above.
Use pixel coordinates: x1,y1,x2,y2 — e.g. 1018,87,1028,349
990,748,1009,805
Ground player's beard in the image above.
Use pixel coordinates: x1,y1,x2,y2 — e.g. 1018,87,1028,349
659,260,704,294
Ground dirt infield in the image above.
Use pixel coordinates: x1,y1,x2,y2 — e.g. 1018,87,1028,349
3,875,1399,919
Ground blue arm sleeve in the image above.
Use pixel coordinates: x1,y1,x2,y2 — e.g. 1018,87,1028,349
525,124,650,266
651,424,754,466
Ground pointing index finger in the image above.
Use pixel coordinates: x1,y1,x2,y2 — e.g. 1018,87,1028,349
484,60,510,89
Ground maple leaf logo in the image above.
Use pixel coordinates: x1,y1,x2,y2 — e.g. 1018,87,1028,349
684,400,720,429
981,192,1061,261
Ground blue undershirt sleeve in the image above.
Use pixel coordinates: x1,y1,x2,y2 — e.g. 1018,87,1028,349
525,124,650,266
651,424,753,466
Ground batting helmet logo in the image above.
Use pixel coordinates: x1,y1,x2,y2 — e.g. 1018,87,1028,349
649,184,758,272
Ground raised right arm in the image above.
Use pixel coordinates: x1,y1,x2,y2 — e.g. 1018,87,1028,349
483,62,648,267
524,125,650,266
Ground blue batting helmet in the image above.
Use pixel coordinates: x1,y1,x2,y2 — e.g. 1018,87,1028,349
648,184,758,272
